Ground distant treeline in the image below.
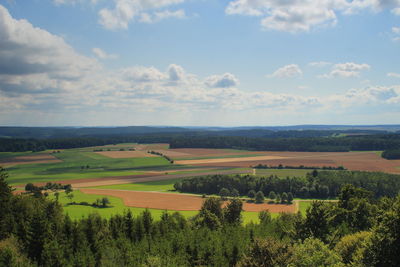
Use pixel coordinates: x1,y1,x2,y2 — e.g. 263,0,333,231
169,135,400,152
253,164,346,170
1,133,400,152
174,171,400,199
381,149,400,160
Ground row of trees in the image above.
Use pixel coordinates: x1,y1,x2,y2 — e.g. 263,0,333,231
174,170,400,199
2,132,400,152
1,167,400,266
381,149,400,159
253,163,346,170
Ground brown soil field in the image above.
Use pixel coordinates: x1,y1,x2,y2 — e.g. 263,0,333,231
167,148,263,159
95,151,158,159
26,169,252,188
80,188,295,212
187,151,400,174
134,143,169,151
175,155,288,165
0,154,62,167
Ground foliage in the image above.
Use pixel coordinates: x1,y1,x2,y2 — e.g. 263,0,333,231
174,171,400,199
381,149,400,159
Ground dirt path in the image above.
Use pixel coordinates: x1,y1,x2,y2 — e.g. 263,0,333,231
80,188,295,213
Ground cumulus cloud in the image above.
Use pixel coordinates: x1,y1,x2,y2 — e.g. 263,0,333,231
98,0,185,30
139,9,186,23
205,73,240,88
309,61,331,67
225,0,400,33
0,4,98,94
321,62,371,78
388,72,400,78
92,48,118,59
269,64,303,78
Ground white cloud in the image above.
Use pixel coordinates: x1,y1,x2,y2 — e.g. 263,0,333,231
0,4,98,93
92,47,118,59
139,9,186,23
167,64,186,81
393,7,400,15
321,62,371,78
225,0,400,33
205,73,239,88
309,61,331,67
388,72,400,78
393,26,400,34
53,0,98,5
98,0,185,30
269,64,303,78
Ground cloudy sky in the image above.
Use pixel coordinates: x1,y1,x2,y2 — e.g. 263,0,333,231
0,0,400,126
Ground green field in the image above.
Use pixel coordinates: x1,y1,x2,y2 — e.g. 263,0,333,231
4,150,172,185
254,168,311,177
94,178,181,192
51,190,263,224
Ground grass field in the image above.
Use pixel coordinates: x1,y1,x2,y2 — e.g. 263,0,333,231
5,150,172,185
94,178,181,192
298,200,312,214
254,168,311,177
51,190,264,224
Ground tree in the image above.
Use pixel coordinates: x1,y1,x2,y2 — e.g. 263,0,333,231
259,211,272,224
237,238,292,267
248,190,256,200
287,192,294,204
289,238,342,267
101,197,110,207
0,168,13,239
335,231,371,265
281,192,288,204
219,188,230,200
66,193,74,203
25,183,36,192
54,191,60,202
299,201,330,242
231,188,240,198
255,191,265,204
224,198,243,224
268,191,276,202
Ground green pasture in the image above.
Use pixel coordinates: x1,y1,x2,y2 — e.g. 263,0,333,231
254,168,310,177
4,150,172,185
51,190,263,224
94,178,181,192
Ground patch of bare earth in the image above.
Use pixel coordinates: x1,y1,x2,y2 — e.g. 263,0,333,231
176,151,400,174
79,188,296,212
95,151,158,159
175,155,288,165
0,154,62,167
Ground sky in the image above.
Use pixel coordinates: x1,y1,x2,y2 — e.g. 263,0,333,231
0,0,400,127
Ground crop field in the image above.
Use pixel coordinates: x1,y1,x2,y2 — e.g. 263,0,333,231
51,190,270,224
3,143,398,228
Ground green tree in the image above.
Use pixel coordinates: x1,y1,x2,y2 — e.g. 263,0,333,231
268,191,276,202
0,168,13,239
223,198,243,225
288,238,343,267
299,201,330,242
362,196,400,266
219,188,230,200
287,192,294,204
248,189,256,200
255,191,265,204
101,197,110,207
334,231,371,265
238,238,292,267
259,210,272,224
281,192,288,204
231,188,240,198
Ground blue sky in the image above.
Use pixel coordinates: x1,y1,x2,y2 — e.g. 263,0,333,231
0,0,400,126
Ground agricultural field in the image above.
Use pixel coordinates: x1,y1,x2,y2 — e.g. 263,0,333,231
3,143,399,227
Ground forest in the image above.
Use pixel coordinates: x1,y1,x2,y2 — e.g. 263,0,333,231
174,171,400,199
381,149,400,159
2,132,400,152
1,168,400,266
